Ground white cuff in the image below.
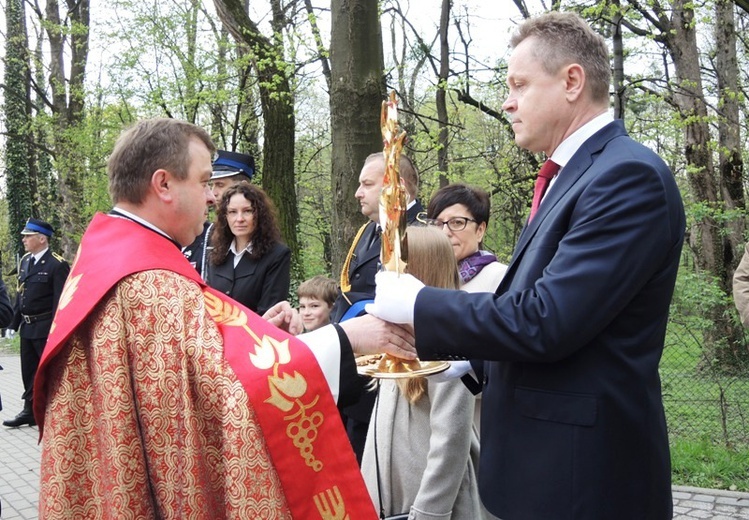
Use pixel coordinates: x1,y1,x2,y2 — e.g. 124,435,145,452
298,325,341,403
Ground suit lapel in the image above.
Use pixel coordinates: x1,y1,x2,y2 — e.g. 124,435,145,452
351,222,380,271
233,253,258,280
212,257,236,284
349,200,422,274
21,250,50,282
406,200,425,224
502,121,627,291
35,250,52,272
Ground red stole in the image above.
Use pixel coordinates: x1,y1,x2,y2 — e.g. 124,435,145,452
35,213,376,520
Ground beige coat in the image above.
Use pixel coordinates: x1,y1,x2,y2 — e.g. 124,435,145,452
733,243,749,326
461,260,507,433
361,378,488,520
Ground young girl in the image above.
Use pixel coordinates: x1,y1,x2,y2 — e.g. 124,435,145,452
361,226,488,519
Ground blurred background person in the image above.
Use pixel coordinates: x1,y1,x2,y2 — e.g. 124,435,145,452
206,183,290,315
361,226,488,520
426,184,507,430
182,150,254,277
4,218,69,428
297,275,337,332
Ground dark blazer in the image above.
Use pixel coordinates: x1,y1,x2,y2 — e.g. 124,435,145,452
182,222,212,277
0,279,14,329
330,200,424,323
413,121,684,519
12,250,70,340
206,242,291,316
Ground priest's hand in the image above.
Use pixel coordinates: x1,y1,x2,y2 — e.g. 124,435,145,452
339,314,416,360
263,301,304,335
365,271,424,326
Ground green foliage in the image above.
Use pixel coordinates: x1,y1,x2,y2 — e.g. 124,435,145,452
671,268,730,321
686,200,745,238
0,333,21,354
4,0,34,258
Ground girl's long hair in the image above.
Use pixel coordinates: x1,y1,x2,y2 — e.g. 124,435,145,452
209,182,282,266
397,226,460,403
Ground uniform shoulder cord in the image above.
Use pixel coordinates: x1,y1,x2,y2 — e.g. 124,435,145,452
201,223,214,278
339,223,369,301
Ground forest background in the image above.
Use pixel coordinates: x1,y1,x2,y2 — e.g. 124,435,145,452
3,0,749,489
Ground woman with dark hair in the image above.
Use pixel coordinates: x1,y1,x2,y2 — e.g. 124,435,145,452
426,183,507,433
206,182,291,315
426,183,507,293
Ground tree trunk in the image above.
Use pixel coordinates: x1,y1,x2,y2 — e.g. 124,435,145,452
212,0,301,286
715,0,744,262
611,0,626,121
435,0,451,188
3,0,34,259
664,0,746,369
329,0,385,277
43,0,90,259
714,0,747,367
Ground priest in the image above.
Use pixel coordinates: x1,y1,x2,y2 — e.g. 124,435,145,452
34,117,415,519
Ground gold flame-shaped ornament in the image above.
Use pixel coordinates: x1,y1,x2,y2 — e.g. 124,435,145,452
358,91,449,380
379,91,409,274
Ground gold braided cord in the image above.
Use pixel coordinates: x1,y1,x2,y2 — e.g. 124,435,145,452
339,222,369,294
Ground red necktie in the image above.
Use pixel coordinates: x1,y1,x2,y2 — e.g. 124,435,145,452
529,160,560,221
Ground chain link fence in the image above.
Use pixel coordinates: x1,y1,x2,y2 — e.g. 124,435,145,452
662,317,749,448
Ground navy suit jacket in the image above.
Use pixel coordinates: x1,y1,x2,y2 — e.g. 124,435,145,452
206,242,290,316
414,121,684,519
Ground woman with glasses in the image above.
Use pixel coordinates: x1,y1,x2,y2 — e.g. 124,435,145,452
206,183,291,315
426,184,507,433
426,184,507,294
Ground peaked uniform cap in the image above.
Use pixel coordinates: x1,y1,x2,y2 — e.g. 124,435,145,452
212,150,255,181
21,218,54,236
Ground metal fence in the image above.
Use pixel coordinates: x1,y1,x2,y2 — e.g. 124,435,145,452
662,317,749,448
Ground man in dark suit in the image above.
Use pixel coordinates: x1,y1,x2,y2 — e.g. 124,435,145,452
369,12,684,520
182,150,254,277
331,153,424,323
331,152,424,464
4,218,70,427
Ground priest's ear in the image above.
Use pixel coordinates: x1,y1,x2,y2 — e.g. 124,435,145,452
151,168,176,203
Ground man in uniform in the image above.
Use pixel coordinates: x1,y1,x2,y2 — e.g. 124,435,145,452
182,149,255,276
3,218,69,428
331,153,424,323
330,152,424,463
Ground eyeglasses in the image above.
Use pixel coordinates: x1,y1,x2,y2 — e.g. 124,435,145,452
425,216,477,232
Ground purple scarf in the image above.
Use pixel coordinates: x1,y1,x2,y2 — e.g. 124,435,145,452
458,250,498,284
